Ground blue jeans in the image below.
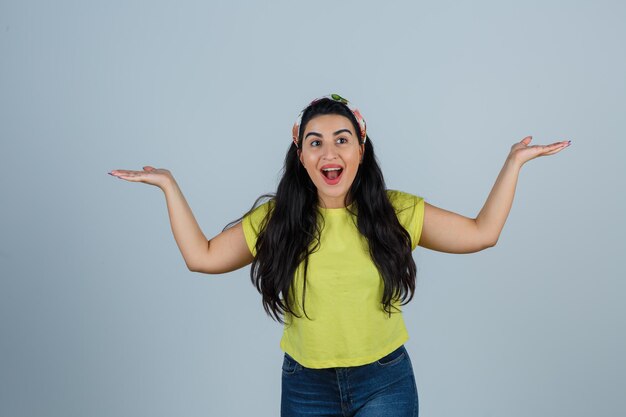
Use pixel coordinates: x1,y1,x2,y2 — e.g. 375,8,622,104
281,345,419,417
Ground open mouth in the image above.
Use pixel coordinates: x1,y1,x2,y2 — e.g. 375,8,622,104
320,166,344,185
321,167,343,180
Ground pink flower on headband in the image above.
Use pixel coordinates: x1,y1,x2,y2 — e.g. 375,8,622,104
292,94,367,147
351,108,366,139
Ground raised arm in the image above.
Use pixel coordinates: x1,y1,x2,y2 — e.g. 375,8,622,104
418,136,571,254
109,166,253,274
160,178,253,273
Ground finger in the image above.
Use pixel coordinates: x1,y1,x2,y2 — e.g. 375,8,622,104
538,140,569,149
537,142,569,156
547,141,570,149
544,143,570,155
110,169,140,175
521,136,532,145
542,148,564,155
116,172,147,182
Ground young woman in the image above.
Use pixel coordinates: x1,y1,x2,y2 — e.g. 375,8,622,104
109,94,570,417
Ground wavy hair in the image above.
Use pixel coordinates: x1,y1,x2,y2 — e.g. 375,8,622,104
227,98,417,325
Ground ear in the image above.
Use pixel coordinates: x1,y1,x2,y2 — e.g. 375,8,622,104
359,143,365,163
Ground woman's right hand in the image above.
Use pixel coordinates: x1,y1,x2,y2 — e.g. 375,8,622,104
109,166,174,190
109,165,254,273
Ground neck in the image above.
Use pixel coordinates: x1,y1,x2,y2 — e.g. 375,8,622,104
317,194,352,209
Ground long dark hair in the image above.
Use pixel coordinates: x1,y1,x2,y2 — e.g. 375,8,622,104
228,98,417,325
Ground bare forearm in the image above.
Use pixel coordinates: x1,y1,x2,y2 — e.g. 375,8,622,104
475,156,522,246
162,178,208,269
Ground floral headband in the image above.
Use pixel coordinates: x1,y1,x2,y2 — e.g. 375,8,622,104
292,93,367,147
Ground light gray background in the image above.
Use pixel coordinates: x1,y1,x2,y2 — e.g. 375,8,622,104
1,1,624,416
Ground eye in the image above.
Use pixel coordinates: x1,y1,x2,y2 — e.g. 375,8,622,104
310,140,321,147
337,137,348,144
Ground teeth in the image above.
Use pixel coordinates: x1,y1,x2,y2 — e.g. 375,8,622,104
322,167,342,171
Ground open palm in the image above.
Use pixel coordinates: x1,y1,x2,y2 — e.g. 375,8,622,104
509,136,571,166
109,166,174,190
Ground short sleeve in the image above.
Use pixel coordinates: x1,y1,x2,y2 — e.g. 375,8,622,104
386,190,425,250
242,200,274,256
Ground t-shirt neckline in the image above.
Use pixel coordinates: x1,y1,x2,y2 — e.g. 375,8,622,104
317,202,356,214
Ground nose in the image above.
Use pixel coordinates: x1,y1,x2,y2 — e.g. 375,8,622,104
321,143,339,160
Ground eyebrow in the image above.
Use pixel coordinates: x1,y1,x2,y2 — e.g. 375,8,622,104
304,129,353,140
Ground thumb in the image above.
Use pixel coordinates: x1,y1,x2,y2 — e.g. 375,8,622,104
143,166,155,171
521,136,532,145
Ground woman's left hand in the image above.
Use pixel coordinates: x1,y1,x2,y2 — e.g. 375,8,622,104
509,136,571,167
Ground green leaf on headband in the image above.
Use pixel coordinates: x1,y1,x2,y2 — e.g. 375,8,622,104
331,93,348,104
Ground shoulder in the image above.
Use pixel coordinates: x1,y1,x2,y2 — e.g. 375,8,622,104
385,189,424,212
386,190,426,249
241,198,276,255
243,198,275,230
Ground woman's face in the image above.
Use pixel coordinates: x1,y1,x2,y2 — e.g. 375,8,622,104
299,114,364,208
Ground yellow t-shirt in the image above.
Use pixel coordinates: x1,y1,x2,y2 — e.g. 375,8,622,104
242,190,425,369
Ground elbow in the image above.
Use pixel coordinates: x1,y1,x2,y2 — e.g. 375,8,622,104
475,230,498,251
484,236,498,249
186,258,205,273
474,220,499,251
186,262,221,275
187,241,210,273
